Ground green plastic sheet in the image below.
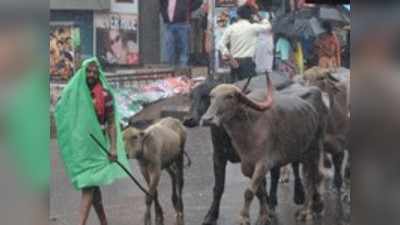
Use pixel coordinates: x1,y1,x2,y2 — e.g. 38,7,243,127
55,57,130,190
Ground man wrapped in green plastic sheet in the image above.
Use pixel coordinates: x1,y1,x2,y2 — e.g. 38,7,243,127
55,57,130,225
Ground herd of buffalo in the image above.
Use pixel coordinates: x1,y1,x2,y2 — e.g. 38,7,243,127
123,68,350,225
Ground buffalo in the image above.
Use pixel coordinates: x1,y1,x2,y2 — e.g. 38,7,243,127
184,73,309,225
303,67,350,192
200,74,328,224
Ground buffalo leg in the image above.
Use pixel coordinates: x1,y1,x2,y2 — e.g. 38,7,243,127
325,136,345,192
345,151,350,180
292,162,305,205
296,154,323,221
202,153,227,225
268,166,280,210
240,164,269,225
332,152,344,192
255,177,271,225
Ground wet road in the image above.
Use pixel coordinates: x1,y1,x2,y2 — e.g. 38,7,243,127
50,126,350,225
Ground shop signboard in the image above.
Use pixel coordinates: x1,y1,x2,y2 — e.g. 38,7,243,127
95,13,140,66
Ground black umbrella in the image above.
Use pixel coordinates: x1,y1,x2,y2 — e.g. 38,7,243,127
319,5,350,25
272,6,350,38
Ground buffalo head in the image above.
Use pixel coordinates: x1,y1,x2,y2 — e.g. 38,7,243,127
183,80,218,127
201,74,273,126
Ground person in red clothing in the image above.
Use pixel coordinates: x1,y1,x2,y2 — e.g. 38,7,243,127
314,21,341,70
79,62,118,225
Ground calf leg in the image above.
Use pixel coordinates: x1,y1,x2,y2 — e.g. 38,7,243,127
240,163,269,225
142,165,161,225
202,152,227,225
292,162,305,205
140,168,152,225
176,155,185,225
167,167,179,224
154,191,164,225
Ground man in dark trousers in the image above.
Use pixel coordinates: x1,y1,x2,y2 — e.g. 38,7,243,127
218,4,272,82
160,0,203,67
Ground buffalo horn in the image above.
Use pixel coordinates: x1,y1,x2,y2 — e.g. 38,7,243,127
237,72,273,111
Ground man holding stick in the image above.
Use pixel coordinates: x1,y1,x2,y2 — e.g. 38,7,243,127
55,57,131,225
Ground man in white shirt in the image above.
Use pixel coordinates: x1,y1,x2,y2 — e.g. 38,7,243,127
218,5,272,82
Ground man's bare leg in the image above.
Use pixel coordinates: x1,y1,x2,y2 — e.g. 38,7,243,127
93,187,108,225
79,187,94,225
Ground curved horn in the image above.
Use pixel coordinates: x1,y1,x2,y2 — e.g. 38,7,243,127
237,72,273,111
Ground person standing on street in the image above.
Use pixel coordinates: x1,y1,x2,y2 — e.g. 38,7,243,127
160,0,203,67
218,4,272,83
314,21,341,70
275,33,296,79
55,57,131,225
254,11,274,75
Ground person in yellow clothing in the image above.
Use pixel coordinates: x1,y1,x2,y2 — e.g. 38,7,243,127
293,40,304,75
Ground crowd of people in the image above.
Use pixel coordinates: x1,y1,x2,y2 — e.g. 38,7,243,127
215,2,347,82
159,0,348,82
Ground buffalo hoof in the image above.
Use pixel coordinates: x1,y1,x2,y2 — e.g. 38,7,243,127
144,214,152,225
341,191,351,203
345,166,350,179
323,155,332,169
202,214,218,225
202,221,217,225
156,215,164,225
238,216,250,225
268,195,277,210
294,180,305,205
334,175,343,192
312,200,324,214
279,176,289,184
255,214,271,225
176,213,184,225
295,208,314,222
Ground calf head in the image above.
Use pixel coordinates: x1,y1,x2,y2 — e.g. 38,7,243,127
123,127,146,159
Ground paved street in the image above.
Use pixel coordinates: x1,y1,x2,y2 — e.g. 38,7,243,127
50,126,350,225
